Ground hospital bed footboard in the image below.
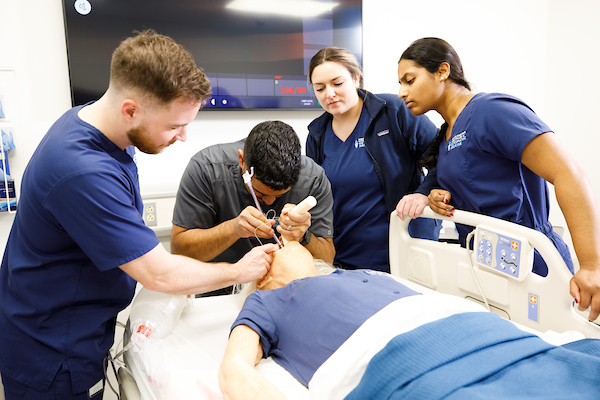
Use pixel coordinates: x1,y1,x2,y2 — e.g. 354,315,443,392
390,207,600,338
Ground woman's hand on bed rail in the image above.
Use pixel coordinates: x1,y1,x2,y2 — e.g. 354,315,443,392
395,193,430,220
570,265,600,322
428,189,455,217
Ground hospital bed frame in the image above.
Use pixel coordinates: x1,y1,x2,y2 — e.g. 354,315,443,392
390,207,600,339
118,208,600,399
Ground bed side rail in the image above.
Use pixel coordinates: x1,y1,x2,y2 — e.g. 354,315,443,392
389,207,600,339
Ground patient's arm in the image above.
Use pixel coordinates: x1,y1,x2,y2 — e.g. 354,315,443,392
219,325,287,400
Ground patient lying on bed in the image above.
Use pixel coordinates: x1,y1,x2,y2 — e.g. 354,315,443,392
219,242,600,400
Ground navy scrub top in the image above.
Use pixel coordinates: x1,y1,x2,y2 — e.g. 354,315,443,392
0,105,159,393
322,107,390,271
436,93,573,275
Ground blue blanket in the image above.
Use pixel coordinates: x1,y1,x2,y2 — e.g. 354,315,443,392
346,312,600,399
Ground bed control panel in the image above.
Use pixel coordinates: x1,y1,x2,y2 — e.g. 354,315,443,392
473,225,534,281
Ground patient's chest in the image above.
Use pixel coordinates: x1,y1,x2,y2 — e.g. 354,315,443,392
246,270,420,386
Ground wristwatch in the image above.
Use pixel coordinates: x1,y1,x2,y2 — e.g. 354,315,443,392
300,230,312,246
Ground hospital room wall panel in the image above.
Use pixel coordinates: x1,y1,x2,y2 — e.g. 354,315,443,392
134,110,321,198
363,0,550,114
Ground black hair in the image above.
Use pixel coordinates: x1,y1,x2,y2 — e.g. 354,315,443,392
244,121,302,190
400,38,471,169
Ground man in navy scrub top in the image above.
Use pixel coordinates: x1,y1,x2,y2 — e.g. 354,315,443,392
0,30,277,400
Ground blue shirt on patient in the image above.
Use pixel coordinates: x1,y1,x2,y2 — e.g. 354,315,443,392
231,269,420,386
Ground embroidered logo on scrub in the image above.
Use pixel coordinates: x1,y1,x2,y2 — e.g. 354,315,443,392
448,131,467,151
354,137,365,148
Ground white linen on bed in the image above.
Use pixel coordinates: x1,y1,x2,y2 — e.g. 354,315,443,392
309,293,486,400
308,292,584,400
126,293,310,400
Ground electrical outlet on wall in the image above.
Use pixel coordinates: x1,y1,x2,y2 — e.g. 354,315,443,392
143,201,157,227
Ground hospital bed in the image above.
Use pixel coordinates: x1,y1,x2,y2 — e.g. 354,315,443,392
117,208,600,399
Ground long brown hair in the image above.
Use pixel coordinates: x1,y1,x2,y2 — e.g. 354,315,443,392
308,46,363,88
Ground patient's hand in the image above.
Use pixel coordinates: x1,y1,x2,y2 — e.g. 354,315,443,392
395,193,429,220
570,265,600,322
428,189,454,216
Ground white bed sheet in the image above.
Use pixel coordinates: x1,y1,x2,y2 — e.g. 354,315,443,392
125,293,309,400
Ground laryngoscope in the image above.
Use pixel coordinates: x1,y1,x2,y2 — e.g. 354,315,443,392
242,167,283,248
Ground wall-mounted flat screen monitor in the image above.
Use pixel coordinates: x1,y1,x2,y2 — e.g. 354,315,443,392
62,0,362,110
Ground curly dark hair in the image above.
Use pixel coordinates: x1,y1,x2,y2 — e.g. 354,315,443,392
243,121,301,191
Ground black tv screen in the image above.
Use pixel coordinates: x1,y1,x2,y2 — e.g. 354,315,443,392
62,0,362,110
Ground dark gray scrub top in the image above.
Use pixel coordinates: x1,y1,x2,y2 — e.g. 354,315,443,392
173,140,334,263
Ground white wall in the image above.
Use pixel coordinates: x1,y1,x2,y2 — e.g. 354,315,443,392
363,0,550,120
544,0,600,235
136,110,321,197
0,0,72,242
1,0,599,262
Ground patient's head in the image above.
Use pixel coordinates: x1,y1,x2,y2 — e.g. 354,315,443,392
257,242,318,291
236,242,335,303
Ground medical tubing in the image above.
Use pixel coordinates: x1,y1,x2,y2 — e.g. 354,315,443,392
244,178,265,215
466,230,491,311
103,357,122,400
103,330,135,400
243,167,283,247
